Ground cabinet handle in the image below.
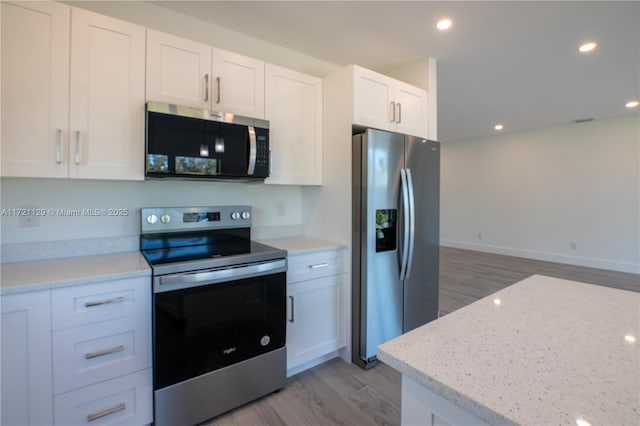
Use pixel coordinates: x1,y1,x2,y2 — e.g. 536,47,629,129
85,296,125,308
397,103,402,124
269,151,273,175
390,101,396,123
87,402,126,422
288,295,295,323
74,130,80,164
216,77,221,104
85,344,125,360
309,263,329,269
55,129,62,164
204,74,209,103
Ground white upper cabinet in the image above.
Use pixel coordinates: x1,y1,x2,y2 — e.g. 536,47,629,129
212,48,265,118
146,29,212,109
146,30,265,118
69,8,146,180
352,65,429,138
0,3,145,180
1,1,70,178
265,64,322,185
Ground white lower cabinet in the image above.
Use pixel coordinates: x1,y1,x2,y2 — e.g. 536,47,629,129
53,369,152,426
1,276,152,426
286,248,347,374
1,291,53,426
51,277,152,426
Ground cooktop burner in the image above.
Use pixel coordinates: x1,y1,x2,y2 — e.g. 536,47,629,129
140,206,286,276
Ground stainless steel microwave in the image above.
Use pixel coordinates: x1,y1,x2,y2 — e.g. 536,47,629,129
145,101,269,181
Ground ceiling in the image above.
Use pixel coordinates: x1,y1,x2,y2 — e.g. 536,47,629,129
150,1,640,142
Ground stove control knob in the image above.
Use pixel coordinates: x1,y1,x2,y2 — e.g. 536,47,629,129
241,211,250,220
146,214,158,225
231,211,240,220
160,214,171,224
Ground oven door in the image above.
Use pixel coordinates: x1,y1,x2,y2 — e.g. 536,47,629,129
153,259,286,390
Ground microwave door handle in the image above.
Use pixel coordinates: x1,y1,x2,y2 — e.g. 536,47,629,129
247,125,257,175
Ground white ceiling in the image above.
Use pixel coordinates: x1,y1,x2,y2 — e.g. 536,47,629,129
151,1,639,142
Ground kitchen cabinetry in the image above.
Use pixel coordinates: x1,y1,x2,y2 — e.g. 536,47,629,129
265,64,323,185
286,248,347,374
1,275,152,426
51,277,152,426
352,65,429,138
69,9,145,180
1,291,53,426
1,4,145,180
146,29,265,118
1,1,70,178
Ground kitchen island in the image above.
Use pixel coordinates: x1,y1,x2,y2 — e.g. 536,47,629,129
377,275,640,426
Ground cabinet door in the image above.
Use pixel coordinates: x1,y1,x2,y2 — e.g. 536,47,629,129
265,64,322,185
1,1,70,178
394,80,429,138
353,65,394,131
146,29,212,108
69,8,145,180
212,47,265,118
287,274,346,369
1,291,53,426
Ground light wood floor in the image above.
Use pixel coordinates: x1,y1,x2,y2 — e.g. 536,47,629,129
205,247,639,426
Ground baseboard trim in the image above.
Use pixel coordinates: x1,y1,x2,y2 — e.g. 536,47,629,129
440,240,640,274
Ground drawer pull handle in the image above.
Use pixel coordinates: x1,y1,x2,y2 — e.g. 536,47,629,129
85,296,125,308
309,263,329,269
87,402,126,422
85,345,125,360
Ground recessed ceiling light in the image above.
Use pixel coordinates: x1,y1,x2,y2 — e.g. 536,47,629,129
625,100,639,108
624,334,636,343
493,298,502,305
578,42,597,53
494,124,504,131
437,19,452,31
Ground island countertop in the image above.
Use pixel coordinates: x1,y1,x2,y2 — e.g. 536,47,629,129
377,275,640,425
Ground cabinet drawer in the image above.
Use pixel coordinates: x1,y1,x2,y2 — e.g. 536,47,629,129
54,368,152,426
52,277,150,330
287,249,346,283
53,315,151,394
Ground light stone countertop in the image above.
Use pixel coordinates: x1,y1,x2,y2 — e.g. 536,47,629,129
258,236,347,255
377,274,640,426
1,251,150,295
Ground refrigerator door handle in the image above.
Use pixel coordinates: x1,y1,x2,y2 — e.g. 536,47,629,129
405,168,416,279
399,168,410,280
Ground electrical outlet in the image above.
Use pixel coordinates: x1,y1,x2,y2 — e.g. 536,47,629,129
18,205,41,228
570,242,577,250
477,233,483,241
276,201,286,217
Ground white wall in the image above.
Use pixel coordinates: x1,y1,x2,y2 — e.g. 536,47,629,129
0,178,302,244
440,114,640,273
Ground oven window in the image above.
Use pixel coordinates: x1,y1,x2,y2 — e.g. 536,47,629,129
153,272,286,389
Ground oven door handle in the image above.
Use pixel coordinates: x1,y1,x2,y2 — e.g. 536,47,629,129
155,259,287,293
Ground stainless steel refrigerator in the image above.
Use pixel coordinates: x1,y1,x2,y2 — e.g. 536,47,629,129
352,128,440,369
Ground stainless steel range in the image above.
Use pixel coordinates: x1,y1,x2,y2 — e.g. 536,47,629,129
140,206,287,426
